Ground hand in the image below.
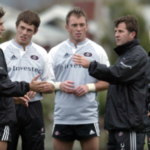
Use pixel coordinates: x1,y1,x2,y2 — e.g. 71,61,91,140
13,95,30,107
72,54,91,68
60,80,75,94
29,75,48,92
74,85,89,97
41,83,55,94
26,91,36,98
148,111,150,117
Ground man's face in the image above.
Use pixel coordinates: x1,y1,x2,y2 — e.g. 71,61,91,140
15,21,37,47
115,22,135,46
66,15,88,45
0,18,5,39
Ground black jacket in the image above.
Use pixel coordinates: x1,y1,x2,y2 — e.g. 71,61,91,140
89,39,148,132
144,53,150,132
0,48,29,125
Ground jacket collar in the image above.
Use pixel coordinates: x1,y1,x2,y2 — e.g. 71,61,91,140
114,39,140,56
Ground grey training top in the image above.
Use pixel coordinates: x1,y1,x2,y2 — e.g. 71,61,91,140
48,38,110,124
0,39,55,102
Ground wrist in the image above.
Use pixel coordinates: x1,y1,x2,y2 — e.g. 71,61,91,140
55,82,61,90
29,83,33,91
86,83,96,92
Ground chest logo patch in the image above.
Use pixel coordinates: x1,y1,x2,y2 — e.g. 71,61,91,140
31,55,39,60
11,55,17,60
117,131,124,136
84,52,92,57
64,53,70,58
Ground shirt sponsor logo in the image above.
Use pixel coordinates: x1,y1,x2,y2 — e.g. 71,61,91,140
31,55,39,60
118,131,124,136
0,67,3,69
8,66,42,74
84,52,92,57
11,55,17,60
58,64,83,71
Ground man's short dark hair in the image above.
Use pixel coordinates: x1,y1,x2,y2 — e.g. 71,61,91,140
114,15,139,38
66,7,88,25
0,7,5,18
16,9,40,32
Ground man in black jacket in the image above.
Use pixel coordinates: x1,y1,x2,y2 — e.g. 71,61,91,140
73,15,148,150
0,7,54,150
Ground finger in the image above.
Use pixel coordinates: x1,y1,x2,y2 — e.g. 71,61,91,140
74,86,82,93
27,92,32,98
26,92,32,98
66,87,75,92
29,91,36,98
67,81,75,84
36,83,48,89
72,57,80,61
38,81,48,85
66,91,75,94
31,92,36,98
64,88,75,94
73,54,81,57
75,91,83,97
74,88,85,96
33,74,40,81
72,60,80,65
26,92,29,96
67,84,75,88
21,100,28,107
24,95,31,101
75,89,83,95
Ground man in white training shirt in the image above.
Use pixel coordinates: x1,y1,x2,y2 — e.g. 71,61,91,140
48,7,109,150
0,10,55,150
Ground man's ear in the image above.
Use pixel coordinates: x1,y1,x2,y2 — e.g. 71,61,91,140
131,31,136,39
34,29,38,35
65,24,69,32
86,23,88,31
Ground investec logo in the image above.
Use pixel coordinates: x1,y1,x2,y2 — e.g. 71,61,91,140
58,64,83,70
8,66,42,74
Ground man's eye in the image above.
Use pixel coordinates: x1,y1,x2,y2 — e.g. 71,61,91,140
73,24,77,27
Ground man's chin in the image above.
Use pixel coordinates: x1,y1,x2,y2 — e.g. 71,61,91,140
75,38,84,43
116,43,122,46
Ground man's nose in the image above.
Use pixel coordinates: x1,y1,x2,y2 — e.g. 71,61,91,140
77,25,81,30
115,31,119,37
22,29,27,34
2,24,5,31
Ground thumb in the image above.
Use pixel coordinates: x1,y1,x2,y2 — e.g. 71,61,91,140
33,74,40,81
24,95,31,102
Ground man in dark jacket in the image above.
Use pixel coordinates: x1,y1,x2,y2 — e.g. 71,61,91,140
0,7,54,150
73,15,148,150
